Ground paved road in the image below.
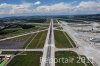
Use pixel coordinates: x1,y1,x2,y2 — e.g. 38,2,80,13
45,20,53,66
41,19,55,66
45,46,52,66
0,49,43,51
55,48,78,51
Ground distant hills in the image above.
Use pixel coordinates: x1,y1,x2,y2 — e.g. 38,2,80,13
0,14,100,23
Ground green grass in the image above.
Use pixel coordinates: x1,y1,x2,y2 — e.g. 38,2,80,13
53,24,59,27
40,25,49,28
55,51,93,66
39,27,48,30
56,26,63,30
23,33,36,48
12,34,32,41
65,33,76,47
0,59,8,66
0,60,3,64
7,52,42,66
0,29,19,35
54,30,75,48
0,27,39,39
1,51,20,55
27,31,47,48
6,27,38,36
81,55,93,66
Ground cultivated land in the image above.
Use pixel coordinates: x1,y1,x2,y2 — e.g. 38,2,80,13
55,51,93,66
27,30,47,48
54,30,76,48
7,52,42,66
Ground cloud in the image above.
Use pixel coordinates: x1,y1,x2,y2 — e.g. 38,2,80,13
33,1,100,15
0,3,33,15
34,1,41,5
75,1,100,14
32,2,73,15
0,1,100,16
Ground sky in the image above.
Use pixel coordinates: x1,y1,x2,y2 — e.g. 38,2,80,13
0,0,100,17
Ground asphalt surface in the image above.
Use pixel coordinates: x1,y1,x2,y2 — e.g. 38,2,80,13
0,49,43,51
45,20,53,66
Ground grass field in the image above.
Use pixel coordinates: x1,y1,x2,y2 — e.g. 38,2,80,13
55,51,93,66
0,27,39,39
2,51,20,55
23,33,36,48
7,52,42,66
54,30,76,48
53,24,59,27
27,30,47,48
56,26,63,30
12,34,32,42
0,59,8,66
65,33,76,47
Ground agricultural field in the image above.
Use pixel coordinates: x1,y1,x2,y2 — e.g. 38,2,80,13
55,51,93,66
54,30,76,48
